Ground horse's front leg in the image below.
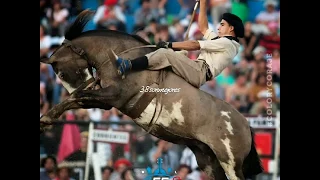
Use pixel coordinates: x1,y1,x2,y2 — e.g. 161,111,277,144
40,85,120,133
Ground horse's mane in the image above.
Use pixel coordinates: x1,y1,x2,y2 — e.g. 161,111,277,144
64,9,151,45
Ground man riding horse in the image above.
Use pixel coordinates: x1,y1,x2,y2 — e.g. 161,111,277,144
108,0,244,88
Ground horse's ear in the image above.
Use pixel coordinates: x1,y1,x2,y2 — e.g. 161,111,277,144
40,57,52,64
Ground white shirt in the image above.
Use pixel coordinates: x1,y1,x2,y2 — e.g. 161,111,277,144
93,5,126,24
180,148,201,180
197,29,240,78
256,11,280,22
40,35,51,49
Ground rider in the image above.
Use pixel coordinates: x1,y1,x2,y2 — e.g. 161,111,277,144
107,0,244,88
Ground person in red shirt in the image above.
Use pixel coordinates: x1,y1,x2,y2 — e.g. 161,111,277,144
258,21,280,55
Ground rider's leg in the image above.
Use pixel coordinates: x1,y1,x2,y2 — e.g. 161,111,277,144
109,48,210,88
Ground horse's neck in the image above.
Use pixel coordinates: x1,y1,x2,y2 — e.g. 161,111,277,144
77,35,161,107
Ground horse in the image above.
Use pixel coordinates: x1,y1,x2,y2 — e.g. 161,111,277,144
40,10,263,180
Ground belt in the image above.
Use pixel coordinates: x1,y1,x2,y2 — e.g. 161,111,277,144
200,60,213,81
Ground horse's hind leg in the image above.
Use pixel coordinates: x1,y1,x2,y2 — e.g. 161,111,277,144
188,143,228,180
208,138,248,180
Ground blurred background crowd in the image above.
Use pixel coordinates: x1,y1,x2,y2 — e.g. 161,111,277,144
40,0,280,180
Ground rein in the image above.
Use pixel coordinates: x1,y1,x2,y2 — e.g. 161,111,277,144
117,45,157,56
145,69,166,135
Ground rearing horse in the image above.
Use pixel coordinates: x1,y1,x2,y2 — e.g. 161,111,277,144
40,10,263,180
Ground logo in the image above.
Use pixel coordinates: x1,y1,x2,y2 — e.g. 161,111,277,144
264,53,272,59
143,158,181,180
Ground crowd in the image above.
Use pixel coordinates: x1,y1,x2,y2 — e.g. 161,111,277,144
40,0,280,180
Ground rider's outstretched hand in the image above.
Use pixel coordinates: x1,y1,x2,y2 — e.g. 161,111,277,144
156,41,172,49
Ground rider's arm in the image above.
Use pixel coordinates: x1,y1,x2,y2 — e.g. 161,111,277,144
198,0,218,39
198,38,231,52
171,40,201,51
198,0,209,35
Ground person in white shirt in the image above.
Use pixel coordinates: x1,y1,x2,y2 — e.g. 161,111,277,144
108,0,243,88
93,0,126,31
180,147,201,180
252,0,280,35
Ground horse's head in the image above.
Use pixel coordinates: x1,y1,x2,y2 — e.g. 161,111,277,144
40,39,94,94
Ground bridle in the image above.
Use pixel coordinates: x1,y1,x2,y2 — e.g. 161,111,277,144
60,39,95,95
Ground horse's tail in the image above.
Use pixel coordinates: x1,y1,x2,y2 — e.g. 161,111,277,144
243,127,264,178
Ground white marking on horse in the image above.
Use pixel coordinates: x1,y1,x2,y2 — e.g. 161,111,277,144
225,121,234,135
221,111,231,119
221,111,234,135
58,68,93,94
135,98,184,127
220,137,238,180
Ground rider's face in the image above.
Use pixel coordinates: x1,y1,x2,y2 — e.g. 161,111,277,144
217,19,234,37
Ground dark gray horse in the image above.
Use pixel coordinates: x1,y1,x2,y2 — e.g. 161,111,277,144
40,10,263,180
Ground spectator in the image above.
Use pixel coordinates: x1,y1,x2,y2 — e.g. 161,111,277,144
40,155,57,180
240,21,258,61
271,48,280,83
258,21,280,55
64,131,95,180
249,89,278,115
133,0,159,31
135,132,154,167
75,109,90,121
87,108,103,122
174,164,193,180
256,0,279,24
248,73,276,105
54,164,75,180
110,158,132,180
121,167,137,180
250,46,267,82
154,24,175,43
102,166,114,180
200,78,225,100
148,140,179,174
40,0,51,26
225,72,250,113
64,131,88,161
179,147,201,180
40,24,51,58
40,92,49,117
234,58,252,81
143,18,159,44
252,0,279,35
93,0,126,32
170,20,185,42
109,108,121,130
177,0,195,20
156,0,168,24
46,0,70,36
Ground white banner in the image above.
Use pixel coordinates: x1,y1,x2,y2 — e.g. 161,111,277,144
92,129,130,144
